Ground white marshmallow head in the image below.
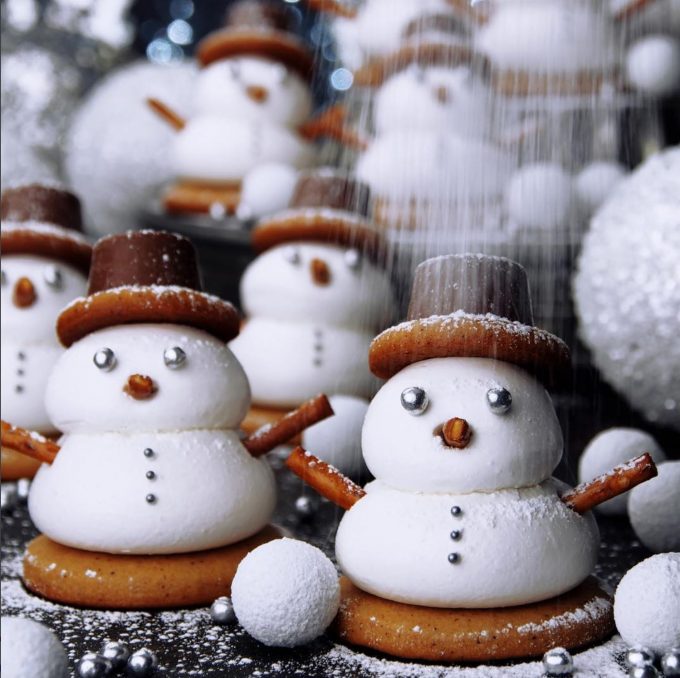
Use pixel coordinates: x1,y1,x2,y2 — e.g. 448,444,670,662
362,357,563,493
241,242,396,331
1,255,88,344
194,57,313,127
374,66,491,137
46,324,251,433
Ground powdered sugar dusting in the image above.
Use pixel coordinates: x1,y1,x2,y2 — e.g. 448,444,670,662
1,220,91,246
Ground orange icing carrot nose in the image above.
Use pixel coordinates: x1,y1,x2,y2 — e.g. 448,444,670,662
13,277,37,308
440,417,473,449
124,374,157,400
310,258,331,286
246,85,269,103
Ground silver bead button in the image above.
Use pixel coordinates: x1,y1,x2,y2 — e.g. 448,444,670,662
447,553,460,564
450,529,462,540
450,505,462,517
143,448,154,458
145,494,156,504
145,471,156,480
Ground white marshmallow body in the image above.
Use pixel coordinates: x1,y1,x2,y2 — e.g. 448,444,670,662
0,617,68,678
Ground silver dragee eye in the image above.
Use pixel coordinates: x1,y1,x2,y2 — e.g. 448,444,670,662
401,387,429,415
486,387,512,414
163,346,187,369
43,265,63,290
344,249,361,271
1,270,6,286
284,247,301,266
93,348,117,371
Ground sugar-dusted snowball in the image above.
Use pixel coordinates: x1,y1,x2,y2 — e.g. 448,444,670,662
626,34,680,97
576,162,627,217
578,428,666,515
302,394,368,477
614,553,680,654
0,617,68,678
231,538,340,647
507,163,575,230
237,163,298,221
628,461,680,552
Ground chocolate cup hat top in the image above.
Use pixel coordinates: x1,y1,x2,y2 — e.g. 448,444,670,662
407,254,534,325
88,231,202,295
1,185,83,232
289,171,371,218
226,0,294,32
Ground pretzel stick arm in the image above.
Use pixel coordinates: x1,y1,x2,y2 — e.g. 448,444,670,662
305,0,357,19
146,98,186,131
1,420,59,464
285,446,366,510
561,453,657,514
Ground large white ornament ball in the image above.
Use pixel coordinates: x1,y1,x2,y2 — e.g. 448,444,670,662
614,553,680,654
237,162,298,221
507,163,575,230
578,428,666,515
302,394,369,477
575,161,627,217
628,461,680,552
0,617,68,678
65,60,195,237
231,538,340,647
626,34,680,97
574,147,680,431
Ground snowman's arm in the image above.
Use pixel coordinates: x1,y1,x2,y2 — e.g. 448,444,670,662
146,98,186,131
243,394,334,457
286,446,366,510
298,105,368,151
560,453,657,514
0,421,59,464
304,0,357,19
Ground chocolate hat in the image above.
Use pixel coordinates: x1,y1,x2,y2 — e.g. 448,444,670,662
251,169,385,262
1,185,91,274
56,230,240,347
369,254,570,386
196,0,313,80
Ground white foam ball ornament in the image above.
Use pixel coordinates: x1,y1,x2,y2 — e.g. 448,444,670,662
0,617,68,678
628,461,680,552
237,163,298,221
231,538,340,647
626,34,680,97
614,553,680,654
575,162,627,217
578,428,666,515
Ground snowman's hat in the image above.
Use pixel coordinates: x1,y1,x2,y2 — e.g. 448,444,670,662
369,254,570,386
1,184,91,275
196,0,314,80
252,169,386,263
56,230,240,347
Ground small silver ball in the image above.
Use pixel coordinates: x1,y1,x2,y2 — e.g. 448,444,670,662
486,387,512,414
284,247,301,265
1,485,18,513
447,552,460,564
450,529,462,541
43,265,64,289
629,666,660,678
163,346,186,369
450,505,462,517
145,494,156,504
542,647,574,676
400,386,429,415
127,648,158,676
295,495,314,517
209,202,227,220
76,652,113,678
626,647,656,668
662,649,680,677
93,348,116,372
344,249,361,271
16,478,31,501
1,269,6,285
210,596,236,625
101,640,130,669
145,471,156,480
143,448,155,458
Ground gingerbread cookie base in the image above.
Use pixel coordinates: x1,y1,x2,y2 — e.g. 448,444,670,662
333,576,614,663
241,405,301,445
163,181,241,216
23,525,283,610
2,446,44,481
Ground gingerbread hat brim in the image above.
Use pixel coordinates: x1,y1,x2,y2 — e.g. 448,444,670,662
368,313,570,387
1,227,91,275
196,29,314,81
252,210,386,263
56,286,241,348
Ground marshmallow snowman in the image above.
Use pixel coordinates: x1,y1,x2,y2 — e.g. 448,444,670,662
28,231,276,554
0,185,91,480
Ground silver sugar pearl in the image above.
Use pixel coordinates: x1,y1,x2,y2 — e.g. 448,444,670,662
209,202,226,220
163,346,186,369
127,648,158,676
0,269,6,285
93,348,116,372
450,529,462,540
450,505,462,517
447,552,460,564
486,387,512,415
101,640,130,669
210,596,236,625
626,647,656,668
284,247,301,265
295,495,314,517
662,649,680,677
43,265,63,289
145,471,156,480
400,387,429,415
76,652,113,678
143,448,155,458
145,494,156,504
16,478,31,501
1,486,18,513
344,249,361,271
629,666,660,678
542,647,574,676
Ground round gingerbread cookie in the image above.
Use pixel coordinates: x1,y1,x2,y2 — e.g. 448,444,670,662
163,181,242,216
23,526,283,610
333,576,614,662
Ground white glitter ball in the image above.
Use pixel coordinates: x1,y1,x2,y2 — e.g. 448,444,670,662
573,147,680,431
64,60,196,237
626,34,680,97
238,162,298,221
231,538,340,647
1,616,68,678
